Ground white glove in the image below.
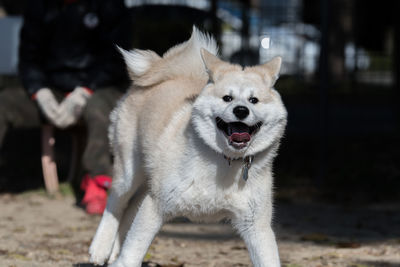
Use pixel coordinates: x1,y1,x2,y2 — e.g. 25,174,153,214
35,88,62,126
57,87,92,128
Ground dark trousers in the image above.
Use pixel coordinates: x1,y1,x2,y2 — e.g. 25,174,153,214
0,87,122,177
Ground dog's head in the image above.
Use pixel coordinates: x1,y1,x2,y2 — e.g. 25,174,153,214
192,49,287,159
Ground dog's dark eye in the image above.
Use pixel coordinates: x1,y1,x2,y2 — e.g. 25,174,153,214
249,97,259,104
222,95,233,102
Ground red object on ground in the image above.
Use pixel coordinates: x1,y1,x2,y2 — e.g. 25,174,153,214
80,174,112,215
93,174,112,189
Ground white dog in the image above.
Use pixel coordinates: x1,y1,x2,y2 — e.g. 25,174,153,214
89,27,287,267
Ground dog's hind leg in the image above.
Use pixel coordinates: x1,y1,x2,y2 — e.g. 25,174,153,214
109,193,163,267
108,185,147,264
90,140,144,265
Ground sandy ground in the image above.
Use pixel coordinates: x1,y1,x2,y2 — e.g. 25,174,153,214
0,191,399,267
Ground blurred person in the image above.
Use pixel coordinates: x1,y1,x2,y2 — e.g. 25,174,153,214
0,0,132,214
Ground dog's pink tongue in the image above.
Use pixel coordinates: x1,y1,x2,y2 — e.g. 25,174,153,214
230,132,251,143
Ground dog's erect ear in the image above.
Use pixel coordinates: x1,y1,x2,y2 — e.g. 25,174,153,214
201,48,232,83
255,56,282,87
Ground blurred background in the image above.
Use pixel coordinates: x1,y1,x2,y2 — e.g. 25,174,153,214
0,0,399,203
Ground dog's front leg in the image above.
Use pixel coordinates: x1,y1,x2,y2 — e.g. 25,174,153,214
90,185,138,264
233,211,280,267
109,194,163,267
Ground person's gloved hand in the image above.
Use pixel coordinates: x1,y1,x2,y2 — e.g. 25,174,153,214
35,88,62,126
57,87,92,128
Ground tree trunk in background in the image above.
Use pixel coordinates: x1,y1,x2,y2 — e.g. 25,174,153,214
316,0,330,185
210,0,221,46
328,0,353,82
241,0,250,51
394,1,400,131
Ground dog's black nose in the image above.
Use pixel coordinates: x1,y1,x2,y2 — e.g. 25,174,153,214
233,106,249,120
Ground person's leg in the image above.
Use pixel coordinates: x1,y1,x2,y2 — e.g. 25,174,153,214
0,88,41,150
80,87,123,214
82,88,122,176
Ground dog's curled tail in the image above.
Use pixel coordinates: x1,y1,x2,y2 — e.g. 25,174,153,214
118,26,218,87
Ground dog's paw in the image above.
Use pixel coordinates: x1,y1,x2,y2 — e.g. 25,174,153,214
89,241,111,265
108,242,120,264
89,253,107,266
107,259,129,267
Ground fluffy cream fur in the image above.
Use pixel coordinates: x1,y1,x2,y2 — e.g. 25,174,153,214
90,27,287,267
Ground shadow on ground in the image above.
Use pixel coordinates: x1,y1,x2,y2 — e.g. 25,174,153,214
356,261,400,267
142,201,400,245
275,201,400,245
73,262,167,267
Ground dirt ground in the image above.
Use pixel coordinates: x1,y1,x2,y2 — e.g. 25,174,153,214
0,190,399,267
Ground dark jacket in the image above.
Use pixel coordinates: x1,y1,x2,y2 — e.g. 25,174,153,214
18,0,132,96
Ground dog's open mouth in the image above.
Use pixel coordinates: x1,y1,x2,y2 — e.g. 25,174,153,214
216,117,262,148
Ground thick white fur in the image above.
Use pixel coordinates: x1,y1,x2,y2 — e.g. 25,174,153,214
90,27,287,267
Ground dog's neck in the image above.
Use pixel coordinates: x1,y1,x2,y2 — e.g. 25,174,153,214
223,155,254,181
